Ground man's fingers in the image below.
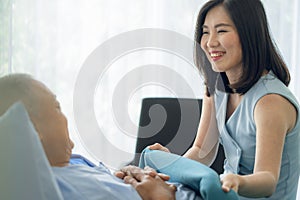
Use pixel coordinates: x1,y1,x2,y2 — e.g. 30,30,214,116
144,166,156,173
142,166,169,181
143,166,157,177
119,165,171,183
120,165,140,177
157,173,170,181
124,176,138,187
123,167,148,181
121,165,161,182
114,171,125,179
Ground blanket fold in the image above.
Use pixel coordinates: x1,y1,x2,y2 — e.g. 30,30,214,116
139,148,239,200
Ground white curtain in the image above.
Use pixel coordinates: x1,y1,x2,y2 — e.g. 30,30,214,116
1,0,299,169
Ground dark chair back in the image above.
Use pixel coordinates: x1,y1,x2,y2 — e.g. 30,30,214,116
130,97,225,174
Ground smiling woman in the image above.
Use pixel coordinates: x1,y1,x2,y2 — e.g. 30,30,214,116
189,0,299,199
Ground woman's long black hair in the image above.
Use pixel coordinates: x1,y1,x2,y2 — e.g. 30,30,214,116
194,0,290,96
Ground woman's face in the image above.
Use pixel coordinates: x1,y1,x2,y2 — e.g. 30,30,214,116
200,5,243,81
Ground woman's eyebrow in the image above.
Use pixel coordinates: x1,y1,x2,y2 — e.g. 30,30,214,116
202,23,232,29
215,23,232,28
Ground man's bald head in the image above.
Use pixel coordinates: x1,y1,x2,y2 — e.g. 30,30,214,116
0,74,39,117
0,73,74,166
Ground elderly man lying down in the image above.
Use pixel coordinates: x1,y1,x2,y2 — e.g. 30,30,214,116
0,73,203,200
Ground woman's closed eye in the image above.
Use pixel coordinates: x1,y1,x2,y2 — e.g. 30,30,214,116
202,30,209,35
217,30,228,33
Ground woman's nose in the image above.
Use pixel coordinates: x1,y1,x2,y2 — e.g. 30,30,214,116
207,34,219,48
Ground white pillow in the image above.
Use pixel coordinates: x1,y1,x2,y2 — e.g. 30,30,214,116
0,102,63,200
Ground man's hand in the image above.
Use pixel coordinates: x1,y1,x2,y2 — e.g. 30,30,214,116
114,165,170,181
115,165,176,200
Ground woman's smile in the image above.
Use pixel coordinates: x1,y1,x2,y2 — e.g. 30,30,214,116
210,51,226,61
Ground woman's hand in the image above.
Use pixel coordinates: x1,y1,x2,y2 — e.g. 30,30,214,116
220,173,241,193
148,143,170,153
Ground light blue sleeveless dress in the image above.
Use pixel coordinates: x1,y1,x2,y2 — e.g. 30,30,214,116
214,72,300,199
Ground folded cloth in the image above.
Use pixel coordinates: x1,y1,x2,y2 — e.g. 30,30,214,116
139,148,239,200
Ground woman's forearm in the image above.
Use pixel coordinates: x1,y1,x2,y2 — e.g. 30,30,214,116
227,171,277,198
239,171,277,197
183,145,218,166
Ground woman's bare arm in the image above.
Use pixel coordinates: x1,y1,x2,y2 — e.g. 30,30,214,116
183,94,220,166
222,94,297,197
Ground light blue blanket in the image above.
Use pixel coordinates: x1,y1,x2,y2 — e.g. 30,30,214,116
139,148,239,200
